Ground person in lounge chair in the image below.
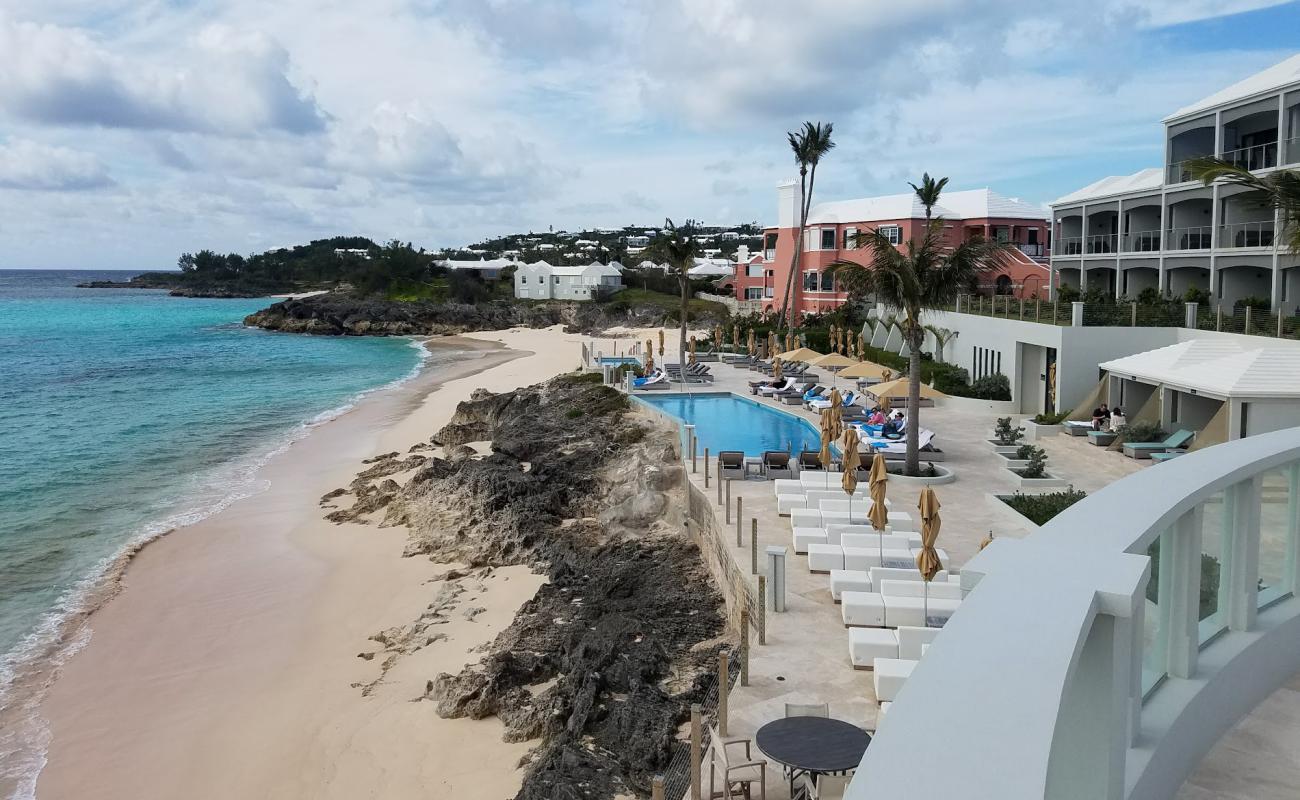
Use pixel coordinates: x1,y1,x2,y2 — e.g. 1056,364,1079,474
1109,407,1127,431
867,407,886,425
633,370,664,387
881,411,905,440
1091,403,1110,431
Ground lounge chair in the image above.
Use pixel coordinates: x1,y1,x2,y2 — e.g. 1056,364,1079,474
784,385,821,405
758,377,798,396
632,371,669,390
719,450,745,480
762,451,794,479
1151,450,1188,463
1122,429,1194,459
809,391,856,411
1063,420,1093,436
708,727,766,800
798,450,826,471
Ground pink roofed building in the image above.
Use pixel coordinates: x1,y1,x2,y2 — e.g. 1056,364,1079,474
726,182,1055,320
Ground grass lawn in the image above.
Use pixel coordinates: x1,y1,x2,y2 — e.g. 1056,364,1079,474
610,288,729,319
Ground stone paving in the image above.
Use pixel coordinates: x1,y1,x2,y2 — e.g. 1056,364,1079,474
642,361,1151,799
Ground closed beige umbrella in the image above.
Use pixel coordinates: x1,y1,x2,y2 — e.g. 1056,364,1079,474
979,531,995,551
839,328,847,354
771,357,783,382
868,452,889,563
818,409,835,490
689,337,697,364
825,388,843,439
858,334,867,356
916,486,944,627
713,325,722,349
841,427,862,520
658,329,664,356
644,338,655,372
732,323,740,350
747,330,756,357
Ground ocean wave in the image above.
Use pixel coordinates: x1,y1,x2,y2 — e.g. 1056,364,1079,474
0,335,455,800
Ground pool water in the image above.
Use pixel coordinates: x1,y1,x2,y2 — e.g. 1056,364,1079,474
597,356,641,365
635,393,825,457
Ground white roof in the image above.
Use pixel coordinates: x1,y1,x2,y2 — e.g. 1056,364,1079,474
806,188,1046,225
1099,339,1300,399
1164,54,1300,122
688,260,734,277
549,263,622,277
440,257,517,271
1051,168,1164,206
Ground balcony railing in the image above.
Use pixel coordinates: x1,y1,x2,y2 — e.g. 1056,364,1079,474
1287,136,1300,166
1167,158,1209,184
1221,220,1276,248
849,429,1300,800
1015,242,1045,258
1085,233,1118,254
1054,236,1083,256
1220,141,1278,172
1166,225,1213,250
1123,229,1162,252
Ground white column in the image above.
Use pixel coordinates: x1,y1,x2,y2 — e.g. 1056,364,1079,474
1166,507,1204,679
1115,198,1124,299
1285,464,1300,595
1080,203,1089,290
1223,476,1262,632
1158,190,1168,294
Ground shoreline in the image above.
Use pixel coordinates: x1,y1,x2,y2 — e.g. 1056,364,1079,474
18,327,596,800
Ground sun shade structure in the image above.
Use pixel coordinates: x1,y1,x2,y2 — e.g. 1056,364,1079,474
1098,340,1300,400
778,347,824,363
841,428,862,518
915,486,944,627
837,361,892,380
868,451,889,564
811,353,858,369
867,378,946,402
644,339,654,372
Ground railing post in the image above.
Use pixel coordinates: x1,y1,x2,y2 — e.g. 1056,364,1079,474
739,609,750,686
1245,305,1253,335
1130,302,1137,327
757,575,767,645
687,425,696,473
704,448,709,489
717,461,723,505
1019,297,1025,320
717,650,730,737
751,519,759,575
651,776,665,800
1216,305,1223,332
1036,298,1041,322
1184,302,1198,329
1223,476,1262,632
735,497,743,546
689,703,702,800
1071,301,1085,327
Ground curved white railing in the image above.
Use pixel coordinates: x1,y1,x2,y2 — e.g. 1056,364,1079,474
849,428,1300,800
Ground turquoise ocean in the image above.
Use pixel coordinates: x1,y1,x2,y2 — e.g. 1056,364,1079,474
0,270,425,790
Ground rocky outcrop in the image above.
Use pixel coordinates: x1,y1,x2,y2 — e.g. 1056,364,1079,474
324,374,728,799
76,276,275,297
243,291,727,336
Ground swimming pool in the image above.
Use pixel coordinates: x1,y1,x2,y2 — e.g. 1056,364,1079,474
634,393,825,456
597,356,641,365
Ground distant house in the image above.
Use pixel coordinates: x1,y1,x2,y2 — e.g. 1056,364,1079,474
721,231,741,241
334,248,371,259
688,256,734,278
438,257,518,280
514,260,624,300
626,235,650,248
537,243,557,251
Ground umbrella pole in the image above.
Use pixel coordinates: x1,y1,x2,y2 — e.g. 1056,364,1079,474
924,582,930,628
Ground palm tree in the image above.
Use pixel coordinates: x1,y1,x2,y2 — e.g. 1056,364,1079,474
1186,157,1300,253
777,122,836,334
648,218,701,377
831,198,1015,476
908,173,949,221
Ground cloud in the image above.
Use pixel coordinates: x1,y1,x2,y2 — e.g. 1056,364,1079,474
0,139,112,190
0,16,326,134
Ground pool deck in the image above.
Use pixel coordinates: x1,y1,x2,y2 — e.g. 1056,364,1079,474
630,361,1147,799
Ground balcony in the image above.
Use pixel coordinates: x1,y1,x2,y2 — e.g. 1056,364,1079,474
1221,220,1276,249
1167,158,1205,184
1166,225,1213,251
1085,233,1118,255
1122,230,1162,253
849,429,1300,800
1016,242,1045,258
1287,136,1300,166
1054,236,1083,256
1220,141,1279,172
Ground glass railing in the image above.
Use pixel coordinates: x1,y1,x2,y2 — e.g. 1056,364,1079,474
1123,230,1163,252
1220,220,1276,248
1016,243,1045,257
1053,236,1083,256
1287,136,1300,166
1085,233,1118,254
1166,226,1213,250
1167,159,1208,184
1220,141,1278,172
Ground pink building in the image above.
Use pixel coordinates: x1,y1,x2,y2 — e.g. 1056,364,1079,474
728,182,1054,319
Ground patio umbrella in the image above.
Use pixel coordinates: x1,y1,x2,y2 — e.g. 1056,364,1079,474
786,331,794,353
777,347,823,363
838,328,847,354
916,486,944,627
658,329,665,356
771,357,783,382
867,377,945,410
713,325,722,349
979,531,995,551
841,428,861,521
811,352,859,390
825,388,843,439
689,337,697,364
644,338,655,372
858,334,867,356
868,452,889,564
818,410,835,489
837,361,890,381
747,330,756,357
732,323,740,349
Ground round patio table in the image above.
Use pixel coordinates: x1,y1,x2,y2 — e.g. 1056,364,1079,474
755,717,870,798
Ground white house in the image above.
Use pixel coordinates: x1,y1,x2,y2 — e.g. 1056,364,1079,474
438,257,518,280
625,235,650,247
514,260,624,300
688,257,734,278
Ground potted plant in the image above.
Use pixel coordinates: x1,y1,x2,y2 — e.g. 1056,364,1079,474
1009,445,1067,489
988,416,1025,454
1023,408,1071,441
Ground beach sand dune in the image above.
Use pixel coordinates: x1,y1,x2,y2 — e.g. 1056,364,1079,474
32,325,653,800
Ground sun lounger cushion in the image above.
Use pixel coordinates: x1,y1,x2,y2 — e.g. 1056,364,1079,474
883,595,961,628
879,579,963,600
807,543,844,572
897,626,941,660
792,527,827,554
871,566,948,586
841,591,885,627
840,533,912,550
777,493,810,515
773,479,803,496
829,569,873,600
849,628,899,668
874,658,917,702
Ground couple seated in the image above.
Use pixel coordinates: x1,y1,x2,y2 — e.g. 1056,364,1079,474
859,410,906,439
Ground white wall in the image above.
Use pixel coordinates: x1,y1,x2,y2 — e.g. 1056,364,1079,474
1244,399,1300,438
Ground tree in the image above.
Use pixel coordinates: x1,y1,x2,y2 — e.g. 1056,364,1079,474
1186,157,1300,253
908,173,949,221
830,177,1014,475
777,121,835,333
646,218,700,377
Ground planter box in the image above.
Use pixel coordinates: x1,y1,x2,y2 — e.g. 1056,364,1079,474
996,453,1030,470
885,464,957,485
1011,471,1068,490
986,439,1023,455
1023,421,1062,441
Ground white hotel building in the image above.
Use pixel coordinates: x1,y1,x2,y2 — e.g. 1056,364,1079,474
1050,55,1300,312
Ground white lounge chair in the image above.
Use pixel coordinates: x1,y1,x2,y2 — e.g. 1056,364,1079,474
873,658,917,702
807,543,845,573
792,527,827,554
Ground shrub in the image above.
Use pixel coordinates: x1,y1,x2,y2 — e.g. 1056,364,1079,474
1014,444,1036,459
1147,539,1221,618
1235,295,1271,311
1000,488,1087,525
565,408,585,419
929,363,971,395
1032,409,1072,425
1017,446,1048,479
1056,285,1081,304
970,373,1012,401
1184,286,1211,305
1136,287,1163,306
993,417,1024,446
1120,421,1166,443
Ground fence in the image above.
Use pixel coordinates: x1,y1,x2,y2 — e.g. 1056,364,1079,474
948,294,1072,325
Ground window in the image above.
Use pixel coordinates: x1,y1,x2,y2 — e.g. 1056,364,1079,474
803,271,819,291
521,275,527,284
764,233,777,261
821,228,837,250
553,276,560,284
747,264,764,277
746,287,764,300
821,271,835,291
844,228,858,249
879,225,902,245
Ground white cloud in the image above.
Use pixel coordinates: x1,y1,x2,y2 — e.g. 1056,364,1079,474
0,139,112,190
1123,0,1294,27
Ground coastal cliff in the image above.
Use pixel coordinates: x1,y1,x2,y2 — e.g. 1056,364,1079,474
321,374,729,799
245,291,727,335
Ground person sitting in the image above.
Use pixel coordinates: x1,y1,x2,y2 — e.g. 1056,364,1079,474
881,411,906,440
867,407,887,425
1091,403,1110,431
1109,407,1127,431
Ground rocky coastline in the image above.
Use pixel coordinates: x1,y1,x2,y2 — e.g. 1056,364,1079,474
77,276,276,298
244,291,726,335
320,374,729,799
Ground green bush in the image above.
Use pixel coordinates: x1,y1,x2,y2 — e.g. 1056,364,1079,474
1018,446,1049,479
1120,421,1166,443
1056,285,1081,304
1147,539,1221,618
1000,488,1087,525
1032,409,1072,425
929,363,970,395
1235,295,1271,311
969,373,1012,401
1014,444,1036,459
993,417,1025,446
1136,287,1164,306
1184,286,1211,305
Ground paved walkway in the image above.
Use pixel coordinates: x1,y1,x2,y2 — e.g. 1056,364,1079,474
645,361,1149,799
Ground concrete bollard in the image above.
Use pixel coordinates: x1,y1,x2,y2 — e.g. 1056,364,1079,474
750,520,759,575
690,704,702,800
739,610,750,686
724,478,730,521
704,448,709,489
687,425,696,473
716,461,722,505
651,776,665,800
757,576,767,645
735,497,743,546
718,650,730,737
1071,301,1085,327
767,546,788,613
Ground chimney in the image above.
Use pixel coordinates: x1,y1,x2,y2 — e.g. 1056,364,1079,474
777,180,799,230
735,244,749,264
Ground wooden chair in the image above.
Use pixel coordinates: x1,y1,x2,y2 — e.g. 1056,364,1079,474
708,727,766,799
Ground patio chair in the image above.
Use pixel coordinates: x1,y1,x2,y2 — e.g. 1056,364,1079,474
708,727,767,800
632,371,668,390
1122,429,1194,459
798,450,825,471
803,774,850,800
784,702,829,718
762,451,794,480
719,451,746,480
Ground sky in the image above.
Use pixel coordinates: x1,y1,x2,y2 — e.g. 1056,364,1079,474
1,0,1298,270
